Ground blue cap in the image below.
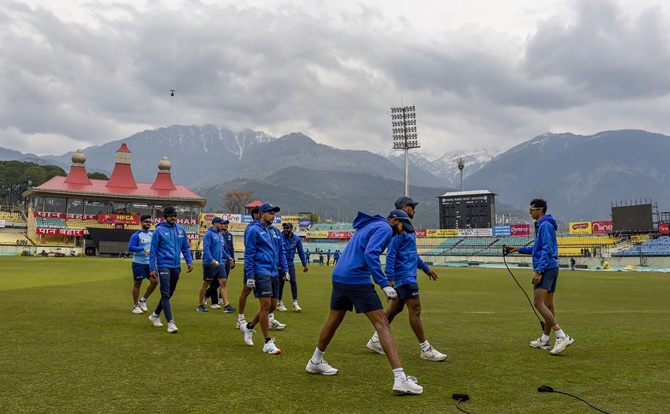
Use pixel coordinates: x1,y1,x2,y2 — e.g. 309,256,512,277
282,222,293,228
395,196,418,209
212,217,224,224
388,209,415,233
259,203,280,213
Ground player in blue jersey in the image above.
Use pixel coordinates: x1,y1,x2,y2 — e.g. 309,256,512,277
197,217,234,313
366,197,446,361
147,206,193,333
127,215,158,314
239,204,289,354
277,222,308,312
305,210,424,395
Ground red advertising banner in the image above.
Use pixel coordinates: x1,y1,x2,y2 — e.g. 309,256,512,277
66,213,98,220
510,224,531,237
414,229,426,238
154,217,200,225
591,220,612,234
203,213,239,223
659,223,669,235
98,214,139,225
329,231,355,239
36,228,85,237
35,211,66,218
187,233,200,240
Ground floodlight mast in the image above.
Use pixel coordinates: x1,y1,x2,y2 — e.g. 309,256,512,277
457,158,465,191
391,105,420,196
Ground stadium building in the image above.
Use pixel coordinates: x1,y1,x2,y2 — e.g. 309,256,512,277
21,144,205,256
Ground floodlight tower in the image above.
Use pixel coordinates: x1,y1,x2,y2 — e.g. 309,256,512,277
457,158,465,191
391,105,419,196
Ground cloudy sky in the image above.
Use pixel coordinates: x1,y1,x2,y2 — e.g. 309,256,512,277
1,0,669,157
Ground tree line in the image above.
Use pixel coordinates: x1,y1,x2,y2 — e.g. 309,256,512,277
0,160,108,207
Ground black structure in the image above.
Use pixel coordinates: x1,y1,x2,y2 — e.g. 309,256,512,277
438,190,496,229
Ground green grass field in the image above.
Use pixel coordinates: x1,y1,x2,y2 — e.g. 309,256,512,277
0,257,668,413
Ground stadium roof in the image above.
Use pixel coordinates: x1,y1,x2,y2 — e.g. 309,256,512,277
438,190,497,197
22,144,205,206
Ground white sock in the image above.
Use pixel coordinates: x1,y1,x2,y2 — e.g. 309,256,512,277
541,334,550,343
278,300,283,305
311,347,325,365
372,331,379,341
269,313,275,321
238,314,245,321
139,297,146,302
392,368,407,381
554,329,567,339
420,340,430,351
293,300,298,305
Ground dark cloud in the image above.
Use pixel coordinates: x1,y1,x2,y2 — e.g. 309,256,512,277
0,1,669,156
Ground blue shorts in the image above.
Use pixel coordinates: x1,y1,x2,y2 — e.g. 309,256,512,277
203,264,227,281
534,267,559,293
395,282,420,300
330,282,383,314
253,274,277,298
132,263,150,281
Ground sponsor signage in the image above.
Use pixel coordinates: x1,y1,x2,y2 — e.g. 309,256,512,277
36,228,85,237
569,221,592,235
306,231,330,239
241,214,253,223
202,213,240,223
0,220,5,228
426,229,459,237
492,225,511,236
329,231,354,239
66,213,98,220
299,218,311,228
36,212,99,220
99,214,139,225
659,223,669,235
187,233,200,240
459,228,493,237
510,224,531,237
35,211,65,218
591,220,612,235
414,229,426,238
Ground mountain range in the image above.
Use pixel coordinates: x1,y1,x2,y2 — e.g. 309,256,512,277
2,126,668,228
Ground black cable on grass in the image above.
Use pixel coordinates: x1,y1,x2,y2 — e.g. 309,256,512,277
502,246,545,330
452,394,472,414
538,385,610,413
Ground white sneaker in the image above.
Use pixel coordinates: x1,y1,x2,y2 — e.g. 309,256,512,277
276,302,287,312
218,298,224,305
262,338,282,354
306,359,338,375
393,375,423,395
366,337,385,354
210,304,221,309
293,302,302,312
167,320,178,333
550,335,574,355
149,313,163,327
420,346,447,362
270,318,286,330
530,338,551,350
132,305,143,314
236,319,247,330
240,324,255,346
138,300,148,312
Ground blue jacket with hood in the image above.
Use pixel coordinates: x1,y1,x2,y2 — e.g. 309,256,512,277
385,231,431,287
281,232,307,267
148,221,193,271
332,212,393,288
518,214,559,272
244,221,288,278
202,226,231,266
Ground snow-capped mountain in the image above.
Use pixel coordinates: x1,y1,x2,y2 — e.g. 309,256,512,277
380,148,501,188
